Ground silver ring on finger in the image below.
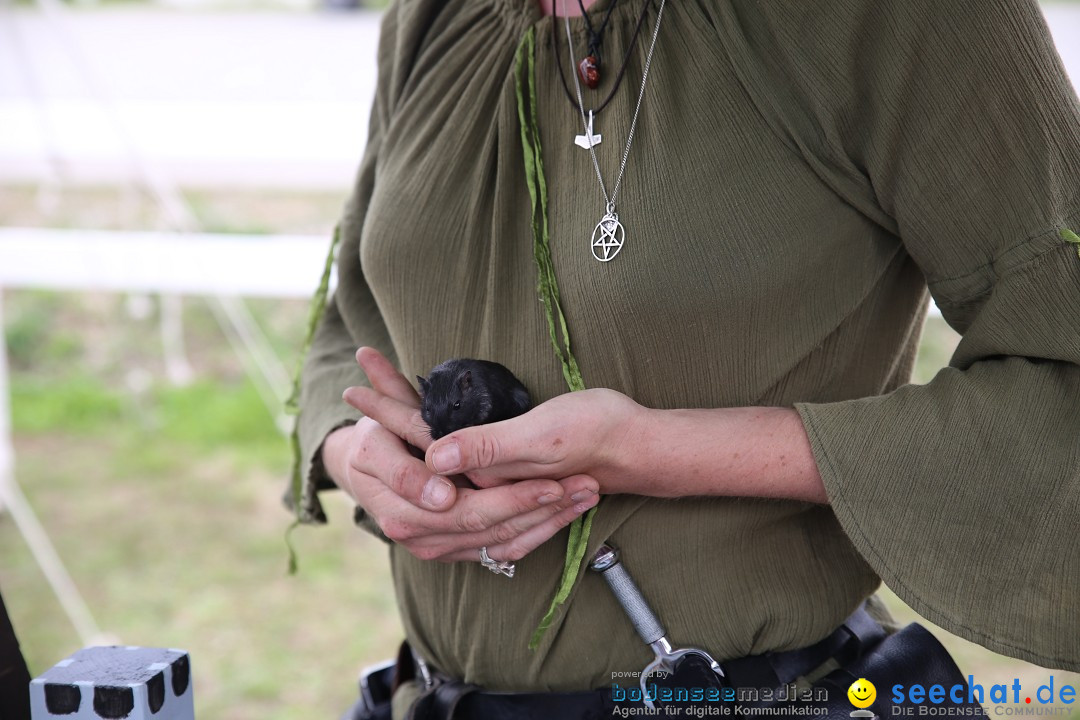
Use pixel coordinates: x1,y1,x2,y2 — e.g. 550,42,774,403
479,546,516,578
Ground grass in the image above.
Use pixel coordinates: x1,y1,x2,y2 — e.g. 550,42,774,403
1,290,403,720
4,430,403,720
1,183,1076,718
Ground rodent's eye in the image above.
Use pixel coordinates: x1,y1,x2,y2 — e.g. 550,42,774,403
452,401,461,411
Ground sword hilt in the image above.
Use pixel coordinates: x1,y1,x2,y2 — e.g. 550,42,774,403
590,544,666,646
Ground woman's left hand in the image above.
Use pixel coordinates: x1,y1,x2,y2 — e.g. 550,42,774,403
352,375,828,503
418,391,828,504
430,388,651,492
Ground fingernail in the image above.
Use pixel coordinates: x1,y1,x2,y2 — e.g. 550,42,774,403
538,493,561,505
570,489,596,503
422,477,452,508
431,443,461,473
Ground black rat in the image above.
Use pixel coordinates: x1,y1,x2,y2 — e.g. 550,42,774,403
417,358,533,441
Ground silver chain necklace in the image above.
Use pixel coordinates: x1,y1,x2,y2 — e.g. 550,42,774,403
563,0,667,262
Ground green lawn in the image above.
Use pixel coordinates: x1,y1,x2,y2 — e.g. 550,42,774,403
1,289,404,720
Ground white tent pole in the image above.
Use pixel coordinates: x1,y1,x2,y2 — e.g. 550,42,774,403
160,294,195,387
0,293,10,518
0,291,103,646
205,297,291,434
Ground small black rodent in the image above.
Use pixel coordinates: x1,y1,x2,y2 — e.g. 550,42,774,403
417,358,533,440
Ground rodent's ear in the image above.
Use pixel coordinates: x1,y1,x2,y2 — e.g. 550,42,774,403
458,369,472,392
416,376,430,395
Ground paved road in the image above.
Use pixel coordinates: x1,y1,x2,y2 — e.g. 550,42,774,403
2,4,1080,190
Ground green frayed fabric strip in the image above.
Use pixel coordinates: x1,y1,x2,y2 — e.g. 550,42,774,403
1059,227,1080,259
284,223,342,572
285,517,301,574
516,29,584,393
514,27,597,650
528,503,596,649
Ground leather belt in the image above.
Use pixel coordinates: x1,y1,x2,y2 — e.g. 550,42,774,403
393,604,887,720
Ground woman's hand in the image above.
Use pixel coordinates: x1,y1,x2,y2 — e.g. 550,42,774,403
355,370,828,503
344,347,828,510
323,348,600,563
425,388,651,494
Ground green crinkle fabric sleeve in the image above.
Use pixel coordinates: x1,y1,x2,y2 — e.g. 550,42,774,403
754,0,1080,669
284,4,401,548
797,239,1080,672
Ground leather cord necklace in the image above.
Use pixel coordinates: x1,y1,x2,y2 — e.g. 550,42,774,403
574,0,620,88
552,0,654,119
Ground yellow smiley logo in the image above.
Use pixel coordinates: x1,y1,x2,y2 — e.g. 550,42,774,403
848,678,877,709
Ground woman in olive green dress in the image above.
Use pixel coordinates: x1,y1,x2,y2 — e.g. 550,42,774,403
291,0,1080,711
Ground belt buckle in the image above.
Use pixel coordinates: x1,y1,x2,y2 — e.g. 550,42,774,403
358,658,396,715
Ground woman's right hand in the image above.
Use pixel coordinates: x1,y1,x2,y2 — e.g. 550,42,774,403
319,348,599,564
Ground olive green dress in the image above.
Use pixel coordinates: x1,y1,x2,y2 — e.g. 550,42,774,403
292,0,1080,692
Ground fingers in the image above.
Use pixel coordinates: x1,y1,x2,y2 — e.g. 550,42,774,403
438,485,600,564
342,379,607,565
492,488,597,561
373,477,559,553
344,385,432,451
437,478,568,535
355,346,420,407
348,419,457,511
408,474,595,549
426,417,553,478
380,476,599,562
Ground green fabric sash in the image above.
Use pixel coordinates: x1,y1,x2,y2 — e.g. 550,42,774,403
1060,227,1080,259
285,223,342,571
514,27,598,650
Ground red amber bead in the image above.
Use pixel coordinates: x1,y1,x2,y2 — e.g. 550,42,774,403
578,55,600,89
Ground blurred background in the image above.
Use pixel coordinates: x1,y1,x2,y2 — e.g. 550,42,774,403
0,0,1077,718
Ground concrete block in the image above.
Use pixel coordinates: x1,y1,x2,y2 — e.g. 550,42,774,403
30,646,193,719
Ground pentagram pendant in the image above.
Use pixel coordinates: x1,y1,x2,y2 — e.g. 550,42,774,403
591,209,625,262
